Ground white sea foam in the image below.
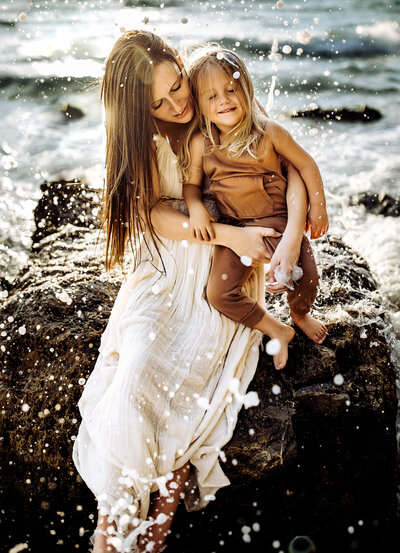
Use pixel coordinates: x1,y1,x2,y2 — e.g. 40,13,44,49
355,21,400,42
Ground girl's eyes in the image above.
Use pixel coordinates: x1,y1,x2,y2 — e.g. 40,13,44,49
208,88,235,100
152,101,162,111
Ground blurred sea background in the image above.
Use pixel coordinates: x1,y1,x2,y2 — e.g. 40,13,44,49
0,0,399,330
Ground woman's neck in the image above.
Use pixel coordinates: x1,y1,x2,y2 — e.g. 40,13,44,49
153,119,188,154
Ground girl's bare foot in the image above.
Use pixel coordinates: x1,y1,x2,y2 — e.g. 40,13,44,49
254,312,295,370
270,324,295,370
290,311,328,344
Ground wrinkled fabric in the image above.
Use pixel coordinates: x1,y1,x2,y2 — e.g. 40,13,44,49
73,135,263,551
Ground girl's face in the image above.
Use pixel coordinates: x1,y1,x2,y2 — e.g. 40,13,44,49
150,62,194,124
198,65,245,134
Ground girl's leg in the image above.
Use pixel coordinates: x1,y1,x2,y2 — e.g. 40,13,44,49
287,236,327,344
137,463,191,553
206,245,265,327
207,244,294,370
92,512,117,553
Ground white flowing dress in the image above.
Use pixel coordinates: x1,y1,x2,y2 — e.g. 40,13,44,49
73,136,264,552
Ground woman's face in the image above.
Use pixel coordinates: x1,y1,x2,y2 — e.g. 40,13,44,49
150,61,194,124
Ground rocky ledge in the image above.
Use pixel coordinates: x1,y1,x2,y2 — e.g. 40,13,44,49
0,181,399,553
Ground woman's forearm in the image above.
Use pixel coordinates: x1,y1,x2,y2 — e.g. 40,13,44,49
150,201,235,248
150,201,278,265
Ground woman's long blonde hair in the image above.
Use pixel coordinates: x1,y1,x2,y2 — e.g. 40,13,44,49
182,47,266,175
101,30,181,270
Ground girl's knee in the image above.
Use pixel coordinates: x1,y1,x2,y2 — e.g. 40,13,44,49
206,280,224,311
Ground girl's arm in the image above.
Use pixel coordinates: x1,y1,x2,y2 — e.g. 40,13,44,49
182,133,216,241
149,138,281,264
266,162,308,291
150,202,281,265
267,120,329,239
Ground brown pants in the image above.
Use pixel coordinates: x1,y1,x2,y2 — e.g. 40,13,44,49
206,214,319,328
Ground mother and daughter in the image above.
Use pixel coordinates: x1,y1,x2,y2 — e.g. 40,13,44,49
73,30,328,553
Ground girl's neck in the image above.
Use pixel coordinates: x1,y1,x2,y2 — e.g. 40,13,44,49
214,124,235,148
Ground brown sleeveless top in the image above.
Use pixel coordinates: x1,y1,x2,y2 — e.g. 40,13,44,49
203,136,287,221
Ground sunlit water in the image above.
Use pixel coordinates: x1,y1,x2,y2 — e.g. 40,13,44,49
0,0,399,326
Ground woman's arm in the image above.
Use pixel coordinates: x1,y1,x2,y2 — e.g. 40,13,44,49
150,201,281,265
266,162,308,291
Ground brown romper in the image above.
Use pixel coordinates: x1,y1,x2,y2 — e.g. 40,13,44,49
204,139,319,328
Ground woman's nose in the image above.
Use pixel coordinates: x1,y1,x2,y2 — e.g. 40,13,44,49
168,97,181,112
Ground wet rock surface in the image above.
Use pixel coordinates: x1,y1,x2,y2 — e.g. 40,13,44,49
350,191,400,217
290,105,382,123
0,181,399,553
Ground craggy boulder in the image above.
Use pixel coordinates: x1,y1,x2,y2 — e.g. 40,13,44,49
0,181,398,553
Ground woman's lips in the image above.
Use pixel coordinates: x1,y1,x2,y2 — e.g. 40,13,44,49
174,104,189,118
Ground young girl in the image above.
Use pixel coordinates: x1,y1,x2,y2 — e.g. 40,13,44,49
183,48,329,369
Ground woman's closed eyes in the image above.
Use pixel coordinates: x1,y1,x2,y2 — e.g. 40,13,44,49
151,73,183,110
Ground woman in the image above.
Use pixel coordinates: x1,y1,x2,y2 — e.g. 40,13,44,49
72,30,308,553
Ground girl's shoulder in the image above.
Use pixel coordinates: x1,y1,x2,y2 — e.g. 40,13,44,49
190,132,207,154
259,119,289,151
263,118,285,136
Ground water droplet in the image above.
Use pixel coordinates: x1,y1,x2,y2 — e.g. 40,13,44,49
266,338,281,356
240,255,252,267
272,384,281,395
333,374,344,386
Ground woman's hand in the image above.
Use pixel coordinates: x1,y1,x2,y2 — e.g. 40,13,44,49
229,226,281,266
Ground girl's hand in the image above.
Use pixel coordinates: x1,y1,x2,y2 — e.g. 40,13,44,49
306,204,329,239
230,226,281,266
189,205,216,241
266,234,300,293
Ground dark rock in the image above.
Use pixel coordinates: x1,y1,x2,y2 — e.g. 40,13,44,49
32,179,101,245
0,181,398,553
60,103,85,120
350,191,400,217
290,105,382,123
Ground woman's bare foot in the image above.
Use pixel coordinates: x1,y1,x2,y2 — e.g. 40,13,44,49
92,513,117,553
290,311,328,344
270,324,295,370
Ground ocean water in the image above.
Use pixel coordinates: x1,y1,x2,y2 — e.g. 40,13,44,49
0,0,400,328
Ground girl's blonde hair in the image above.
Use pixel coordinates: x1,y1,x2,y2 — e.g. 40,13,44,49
182,47,267,173
101,30,181,270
